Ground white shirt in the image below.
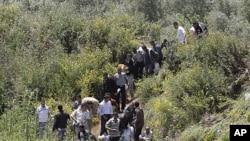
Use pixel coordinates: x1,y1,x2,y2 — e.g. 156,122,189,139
177,26,187,43
190,26,196,36
36,105,49,123
71,109,90,126
123,126,134,141
139,130,153,140
98,100,113,116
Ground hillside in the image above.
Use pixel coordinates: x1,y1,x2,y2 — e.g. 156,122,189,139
0,0,250,141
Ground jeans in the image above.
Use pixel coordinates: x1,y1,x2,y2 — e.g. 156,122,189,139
134,127,142,141
117,86,126,111
58,128,67,139
38,122,46,138
126,74,134,99
100,114,112,135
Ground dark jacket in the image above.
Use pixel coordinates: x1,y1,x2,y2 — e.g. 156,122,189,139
124,59,135,75
103,76,117,94
52,111,70,131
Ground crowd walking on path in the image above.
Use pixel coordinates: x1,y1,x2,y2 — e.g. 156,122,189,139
35,20,208,140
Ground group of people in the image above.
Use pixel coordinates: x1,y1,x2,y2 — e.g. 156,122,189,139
173,21,208,44
36,95,152,141
97,93,153,141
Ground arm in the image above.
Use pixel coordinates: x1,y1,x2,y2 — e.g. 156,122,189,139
70,110,77,123
52,115,57,131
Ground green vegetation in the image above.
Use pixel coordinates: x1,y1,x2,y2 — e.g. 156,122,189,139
0,0,250,140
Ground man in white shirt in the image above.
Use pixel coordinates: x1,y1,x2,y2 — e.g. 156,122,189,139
173,22,187,44
36,99,49,139
98,94,114,136
139,127,153,141
71,103,90,137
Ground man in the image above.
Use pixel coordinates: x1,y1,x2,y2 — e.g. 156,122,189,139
119,109,134,135
72,95,82,110
142,45,153,77
124,53,135,100
52,104,70,140
132,102,144,141
98,94,114,136
71,103,90,137
150,40,163,67
114,66,129,111
139,127,153,141
132,48,144,79
105,112,121,141
36,99,49,139
173,22,187,44
103,72,117,99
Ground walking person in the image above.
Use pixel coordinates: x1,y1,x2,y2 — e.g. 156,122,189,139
52,104,71,140
105,112,121,141
71,103,90,138
98,94,114,136
103,72,117,101
173,22,187,44
36,99,49,139
132,48,144,80
132,102,144,141
124,53,135,100
114,66,129,112
72,95,82,110
142,45,153,77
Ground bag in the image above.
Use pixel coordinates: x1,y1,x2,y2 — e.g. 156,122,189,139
199,22,208,34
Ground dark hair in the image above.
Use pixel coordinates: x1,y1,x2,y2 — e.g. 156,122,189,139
81,103,87,108
173,22,178,25
76,95,81,99
103,72,108,76
134,102,139,107
58,104,63,110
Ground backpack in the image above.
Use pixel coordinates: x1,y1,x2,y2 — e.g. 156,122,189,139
199,22,208,34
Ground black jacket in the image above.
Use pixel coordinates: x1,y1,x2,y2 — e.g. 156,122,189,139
52,111,70,131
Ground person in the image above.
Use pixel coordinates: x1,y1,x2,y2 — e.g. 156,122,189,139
121,125,134,141
149,49,160,75
52,104,70,140
191,21,208,38
36,99,49,139
114,66,129,112
132,48,144,79
132,102,144,141
98,94,114,136
78,125,87,141
103,72,117,99
119,109,134,136
86,101,94,133
71,103,90,137
150,40,163,67
124,53,135,100
173,22,187,44
142,45,153,77
72,95,82,110
105,112,121,141
139,127,153,141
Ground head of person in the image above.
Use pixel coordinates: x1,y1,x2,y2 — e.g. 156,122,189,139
79,125,85,133
87,101,93,109
103,72,108,79
80,103,88,111
124,109,130,118
117,66,122,74
145,126,151,134
41,99,45,108
58,104,63,111
173,22,179,29
134,101,139,108
132,48,137,53
150,40,155,46
193,21,199,28
76,95,81,102
126,53,132,60
142,45,147,51
104,94,110,102
113,112,119,120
